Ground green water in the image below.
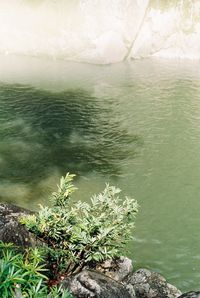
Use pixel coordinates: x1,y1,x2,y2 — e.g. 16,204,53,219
1,55,200,292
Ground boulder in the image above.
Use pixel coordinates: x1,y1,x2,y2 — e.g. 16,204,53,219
62,269,135,298
95,256,133,281
178,292,200,298
0,203,37,247
126,268,182,298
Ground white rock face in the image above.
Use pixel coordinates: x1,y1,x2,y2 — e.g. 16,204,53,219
131,2,200,60
0,1,200,63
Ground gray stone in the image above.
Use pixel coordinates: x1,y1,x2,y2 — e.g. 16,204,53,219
127,268,182,298
0,203,37,247
178,292,200,298
95,256,133,281
62,269,134,298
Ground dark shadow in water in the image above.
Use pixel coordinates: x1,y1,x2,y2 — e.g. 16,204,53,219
0,83,142,186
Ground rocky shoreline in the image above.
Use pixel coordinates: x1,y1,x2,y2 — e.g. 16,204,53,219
0,202,199,298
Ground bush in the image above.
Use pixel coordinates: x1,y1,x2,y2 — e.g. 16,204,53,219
0,242,73,297
21,173,138,277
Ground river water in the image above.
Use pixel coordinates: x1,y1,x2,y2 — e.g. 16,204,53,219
1,55,200,291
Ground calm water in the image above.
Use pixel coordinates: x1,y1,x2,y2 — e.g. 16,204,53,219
1,55,200,292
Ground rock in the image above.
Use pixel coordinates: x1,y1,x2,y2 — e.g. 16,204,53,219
62,269,134,298
126,268,182,298
178,292,200,298
96,256,133,281
0,203,37,247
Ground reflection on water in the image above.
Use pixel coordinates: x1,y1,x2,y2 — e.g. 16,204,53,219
0,83,141,205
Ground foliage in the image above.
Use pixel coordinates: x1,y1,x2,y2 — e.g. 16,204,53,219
21,173,138,276
0,242,72,298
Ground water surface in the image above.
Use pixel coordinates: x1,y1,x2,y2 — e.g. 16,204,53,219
1,55,200,291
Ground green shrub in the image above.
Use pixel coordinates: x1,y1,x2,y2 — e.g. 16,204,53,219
0,242,72,297
21,173,138,277
0,242,46,297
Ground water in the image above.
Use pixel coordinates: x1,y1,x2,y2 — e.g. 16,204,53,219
1,55,200,292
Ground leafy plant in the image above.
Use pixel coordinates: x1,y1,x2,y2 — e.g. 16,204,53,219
0,242,45,297
21,173,138,277
47,286,73,298
0,242,72,298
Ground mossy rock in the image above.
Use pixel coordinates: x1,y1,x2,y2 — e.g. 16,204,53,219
0,203,38,247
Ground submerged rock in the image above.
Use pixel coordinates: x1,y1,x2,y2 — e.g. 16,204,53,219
178,292,200,298
0,203,37,247
126,268,182,298
62,269,134,298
